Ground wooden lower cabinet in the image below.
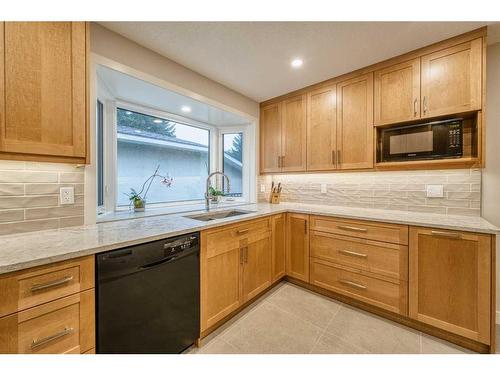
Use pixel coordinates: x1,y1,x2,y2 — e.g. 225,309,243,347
286,213,310,282
310,258,408,315
409,227,492,344
0,256,95,354
0,289,94,354
271,214,286,281
242,231,272,302
201,218,273,332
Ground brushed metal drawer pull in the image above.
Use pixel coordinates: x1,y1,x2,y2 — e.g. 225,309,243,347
339,279,367,290
30,276,74,292
337,225,367,233
236,229,249,235
430,230,461,239
31,327,74,349
413,98,418,116
339,249,368,258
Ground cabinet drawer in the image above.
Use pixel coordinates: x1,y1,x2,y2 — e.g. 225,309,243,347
0,289,95,354
205,218,271,258
310,216,408,245
310,231,408,280
0,256,94,318
310,259,407,315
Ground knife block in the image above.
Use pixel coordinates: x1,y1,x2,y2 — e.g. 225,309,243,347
270,192,281,204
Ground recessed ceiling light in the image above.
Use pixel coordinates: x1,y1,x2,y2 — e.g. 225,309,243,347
291,58,303,68
153,119,163,123
181,106,192,113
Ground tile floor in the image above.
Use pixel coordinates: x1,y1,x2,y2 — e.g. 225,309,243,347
187,282,500,354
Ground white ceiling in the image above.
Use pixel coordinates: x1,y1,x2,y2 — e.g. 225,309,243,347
96,65,251,127
99,22,498,102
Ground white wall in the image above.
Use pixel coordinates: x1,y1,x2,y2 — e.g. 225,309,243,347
482,41,500,320
90,23,259,120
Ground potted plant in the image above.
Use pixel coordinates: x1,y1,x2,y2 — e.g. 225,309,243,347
208,186,225,203
125,165,173,212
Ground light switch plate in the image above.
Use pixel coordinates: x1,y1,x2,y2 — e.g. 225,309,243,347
60,187,75,205
320,184,328,194
426,184,444,198
260,184,266,193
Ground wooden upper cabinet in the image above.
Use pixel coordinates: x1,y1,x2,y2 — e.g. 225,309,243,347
421,38,482,118
374,58,420,125
0,22,88,162
281,94,307,172
336,73,374,170
409,227,491,344
260,102,282,173
307,86,337,171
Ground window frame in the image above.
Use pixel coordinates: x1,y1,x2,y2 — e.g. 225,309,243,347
102,100,250,212
218,126,250,204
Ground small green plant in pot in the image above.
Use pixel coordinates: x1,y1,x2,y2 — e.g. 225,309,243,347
128,189,146,210
125,165,173,212
208,186,225,203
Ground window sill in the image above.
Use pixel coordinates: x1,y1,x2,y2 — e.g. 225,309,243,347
96,200,250,224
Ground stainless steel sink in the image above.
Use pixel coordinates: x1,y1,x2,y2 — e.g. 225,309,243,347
184,209,255,222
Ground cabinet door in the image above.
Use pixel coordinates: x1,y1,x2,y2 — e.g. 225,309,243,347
201,233,242,331
286,213,310,282
307,86,337,171
374,58,420,125
409,227,491,344
281,94,307,172
260,102,282,173
421,38,482,118
336,73,374,170
242,232,272,302
271,214,286,282
0,22,87,159
0,289,94,354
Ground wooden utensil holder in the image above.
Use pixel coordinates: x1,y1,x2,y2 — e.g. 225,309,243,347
270,192,281,204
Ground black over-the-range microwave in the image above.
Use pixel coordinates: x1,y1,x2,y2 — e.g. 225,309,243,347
379,118,463,162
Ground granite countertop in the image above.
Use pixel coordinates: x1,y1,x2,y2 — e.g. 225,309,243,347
0,202,498,275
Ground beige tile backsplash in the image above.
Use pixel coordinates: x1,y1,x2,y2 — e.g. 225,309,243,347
0,160,85,235
258,169,481,216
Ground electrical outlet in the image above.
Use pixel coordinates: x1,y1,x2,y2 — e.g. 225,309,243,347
260,184,266,193
60,187,75,205
426,184,444,198
320,184,328,194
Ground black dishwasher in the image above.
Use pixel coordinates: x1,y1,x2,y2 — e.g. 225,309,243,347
96,233,200,354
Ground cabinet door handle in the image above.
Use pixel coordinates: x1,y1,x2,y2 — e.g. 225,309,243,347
430,230,461,239
339,279,367,290
281,156,285,168
338,249,368,259
337,225,367,233
331,150,336,165
243,247,249,263
30,276,74,293
277,156,281,168
304,220,308,234
423,96,428,114
236,228,249,235
240,248,244,264
413,98,418,116
31,327,74,349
